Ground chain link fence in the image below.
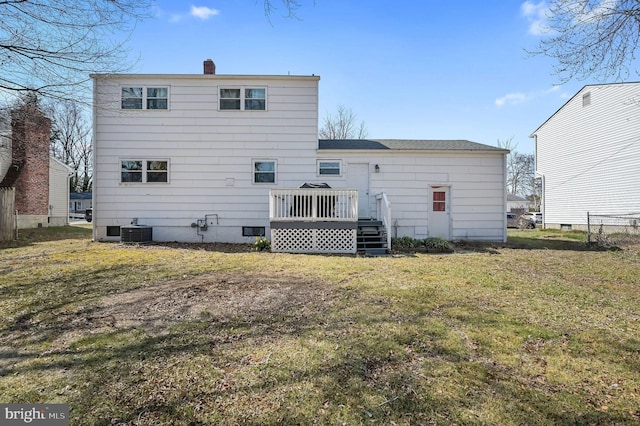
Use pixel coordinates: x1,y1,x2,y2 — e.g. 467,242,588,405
587,212,640,246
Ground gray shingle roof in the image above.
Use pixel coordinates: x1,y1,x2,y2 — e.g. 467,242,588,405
318,139,507,152
69,192,92,200
507,193,528,202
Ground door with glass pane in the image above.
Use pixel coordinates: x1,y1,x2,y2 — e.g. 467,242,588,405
429,186,451,239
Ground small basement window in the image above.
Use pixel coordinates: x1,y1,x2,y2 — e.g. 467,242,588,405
243,226,266,237
561,224,572,230
106,226,121,237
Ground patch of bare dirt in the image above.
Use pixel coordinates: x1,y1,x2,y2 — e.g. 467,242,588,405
86,271,335,334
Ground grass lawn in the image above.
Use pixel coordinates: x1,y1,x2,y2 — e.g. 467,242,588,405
1,226,639,425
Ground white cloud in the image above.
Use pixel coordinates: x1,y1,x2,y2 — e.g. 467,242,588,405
191,5,219,20
496,93,527,107
495,85,563,107
521,1,549,36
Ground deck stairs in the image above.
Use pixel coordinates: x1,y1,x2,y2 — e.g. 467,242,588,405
357,219,388,255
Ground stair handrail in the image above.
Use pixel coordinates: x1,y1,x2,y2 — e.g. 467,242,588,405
375,192,392,250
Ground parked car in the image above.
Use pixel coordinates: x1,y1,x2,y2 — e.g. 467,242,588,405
507,212,535,229
523,212,542,225
84,208,92,223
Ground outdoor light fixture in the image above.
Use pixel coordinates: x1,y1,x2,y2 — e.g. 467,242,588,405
375,164,380,173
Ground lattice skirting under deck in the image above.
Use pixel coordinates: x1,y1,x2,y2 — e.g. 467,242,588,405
271,227,357,253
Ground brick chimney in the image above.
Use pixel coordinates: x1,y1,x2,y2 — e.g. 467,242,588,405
204,59,216,75
10,107,51,220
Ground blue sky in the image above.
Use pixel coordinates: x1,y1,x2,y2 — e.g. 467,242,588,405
125,1,604,154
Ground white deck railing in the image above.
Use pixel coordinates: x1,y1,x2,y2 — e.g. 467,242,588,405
269,188,358,222
376,192,392,250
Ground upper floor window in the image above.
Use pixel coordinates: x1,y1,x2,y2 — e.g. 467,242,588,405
253,160,276,184
582,92,591,107
121,160,169,183
121,87,169,110
318,160,341,176
220,87,266,111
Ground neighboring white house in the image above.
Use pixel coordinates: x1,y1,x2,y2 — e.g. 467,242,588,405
91,60,508,249
69,192,92,213
507,194,531,212
49,157,71,227
531,82,640,230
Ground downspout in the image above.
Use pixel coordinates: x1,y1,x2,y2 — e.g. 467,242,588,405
502,151,508,243
533,134,545,229
91,76,98,241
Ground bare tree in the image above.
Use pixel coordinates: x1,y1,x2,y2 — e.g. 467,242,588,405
0,0,153,103
319,105,368,139
263,0,316,21
532,0,640,83
49,101,93,192
498,137,537,198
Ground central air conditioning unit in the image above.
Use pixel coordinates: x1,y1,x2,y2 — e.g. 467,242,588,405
121,225,153,243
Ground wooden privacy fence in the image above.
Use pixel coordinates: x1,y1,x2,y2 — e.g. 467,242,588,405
0,187,16,241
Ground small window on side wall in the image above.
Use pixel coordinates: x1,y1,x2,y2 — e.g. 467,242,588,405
582,92,591,107
318,160,341,176
253,160,276,184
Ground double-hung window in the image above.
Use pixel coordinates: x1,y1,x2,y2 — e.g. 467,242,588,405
220,87,266,111
253,160,276,184
121,160,169,183
121,86,169,110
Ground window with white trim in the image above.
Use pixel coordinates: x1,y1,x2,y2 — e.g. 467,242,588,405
121,160,169,183
318,160,341,176
253,160,276,184
220,87,266,111
121,87,169,110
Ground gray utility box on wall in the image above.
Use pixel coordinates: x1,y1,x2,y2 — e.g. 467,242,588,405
121,225,153,243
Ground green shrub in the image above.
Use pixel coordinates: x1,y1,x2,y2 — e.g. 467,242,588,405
391,236,453,253
253,237,271,252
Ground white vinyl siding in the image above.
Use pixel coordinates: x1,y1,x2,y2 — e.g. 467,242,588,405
317,150,507,242
49,157,71,226
92,74,319,242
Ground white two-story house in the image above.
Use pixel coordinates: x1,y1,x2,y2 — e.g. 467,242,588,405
91,59,508,253
531,82,640,230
